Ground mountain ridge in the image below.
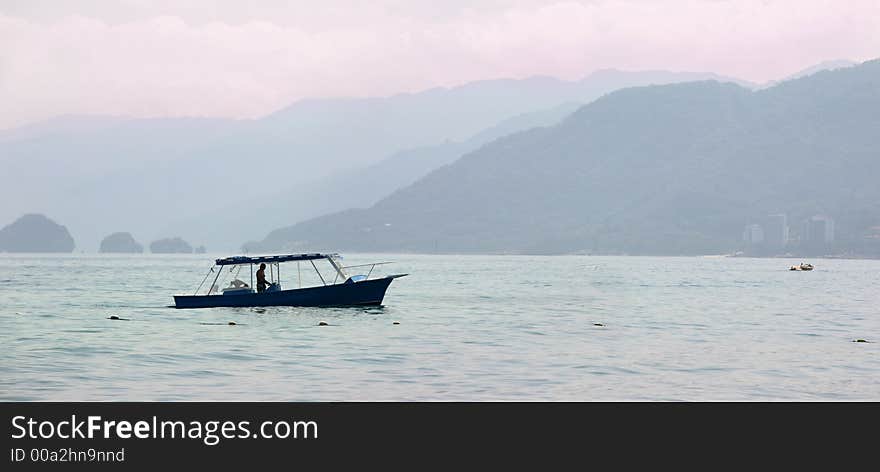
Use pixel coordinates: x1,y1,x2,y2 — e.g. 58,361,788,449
1,68,754,251
250,59,880,257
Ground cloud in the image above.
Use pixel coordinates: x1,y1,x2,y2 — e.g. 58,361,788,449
1,0,878,128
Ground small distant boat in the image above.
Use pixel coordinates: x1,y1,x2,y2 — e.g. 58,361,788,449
173,253,407,308
789,263,814,271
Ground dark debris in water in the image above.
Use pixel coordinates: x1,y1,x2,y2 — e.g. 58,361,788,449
853,339,869,343
107,315,129,321
318,321,329,326
198,322,245,326
593,323,604,327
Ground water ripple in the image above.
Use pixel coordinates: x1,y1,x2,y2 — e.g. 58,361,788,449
1,254,878,400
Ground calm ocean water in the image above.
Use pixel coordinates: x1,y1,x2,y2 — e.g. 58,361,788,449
1,253,877,401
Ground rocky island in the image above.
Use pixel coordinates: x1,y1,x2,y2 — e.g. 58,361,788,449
99,232,144,253
149,237,193,254
0,214,75,253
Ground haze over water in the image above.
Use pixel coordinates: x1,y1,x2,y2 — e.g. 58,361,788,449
2,254,877,401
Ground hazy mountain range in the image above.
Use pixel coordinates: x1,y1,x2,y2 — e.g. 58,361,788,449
0,68,757,252
173,102,583,251
250,59,880,256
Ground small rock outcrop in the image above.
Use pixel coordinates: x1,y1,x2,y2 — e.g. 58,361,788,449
0,214,75,253
149,237,193,254
99,232,144,253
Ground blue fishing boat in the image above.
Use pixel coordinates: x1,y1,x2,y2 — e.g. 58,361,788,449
173,253,406,308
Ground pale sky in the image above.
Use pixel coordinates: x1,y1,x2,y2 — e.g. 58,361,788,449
1,0,878,129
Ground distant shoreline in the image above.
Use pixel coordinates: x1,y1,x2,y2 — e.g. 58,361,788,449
1,251,878,261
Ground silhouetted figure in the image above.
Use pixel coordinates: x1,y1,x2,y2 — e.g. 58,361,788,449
256,263,270,293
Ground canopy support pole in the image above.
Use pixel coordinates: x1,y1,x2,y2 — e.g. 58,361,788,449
310,260,326,286
194,266,214,295
207,266,223,295
327,256,347,283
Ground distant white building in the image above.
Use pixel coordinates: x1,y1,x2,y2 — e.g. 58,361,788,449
802,215,835,243
742,224,764,244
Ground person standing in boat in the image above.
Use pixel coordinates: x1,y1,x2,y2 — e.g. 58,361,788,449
256,263,271,293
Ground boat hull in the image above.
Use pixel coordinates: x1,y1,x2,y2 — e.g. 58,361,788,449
173,275,403,309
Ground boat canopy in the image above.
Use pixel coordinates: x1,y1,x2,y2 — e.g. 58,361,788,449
214,253,339,266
